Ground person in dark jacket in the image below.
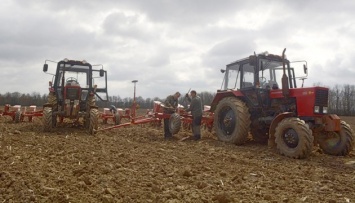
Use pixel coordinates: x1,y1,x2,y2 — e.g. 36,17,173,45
184,90,203,140
163,91,181,139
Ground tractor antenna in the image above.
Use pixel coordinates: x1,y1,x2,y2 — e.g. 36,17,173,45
281,48,290,98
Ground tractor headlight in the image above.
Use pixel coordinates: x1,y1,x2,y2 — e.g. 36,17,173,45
314,106,320,113
323,107,328,114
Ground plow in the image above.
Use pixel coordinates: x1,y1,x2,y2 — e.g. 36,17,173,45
97,81,214,134
0,104,43,123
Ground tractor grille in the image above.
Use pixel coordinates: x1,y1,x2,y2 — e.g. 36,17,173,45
66,88,80,100
315,89,328,106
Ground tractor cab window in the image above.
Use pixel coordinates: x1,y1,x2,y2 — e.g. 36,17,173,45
57,64,89,89
242,71,254,88
225,68,240,90
58,71,88,88
241,63,255,88
258,59,292,90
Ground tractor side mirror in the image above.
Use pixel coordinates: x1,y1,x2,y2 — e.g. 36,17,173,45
99,69,104,77
43,64,48,72
303,64,308,74
249,55,257,66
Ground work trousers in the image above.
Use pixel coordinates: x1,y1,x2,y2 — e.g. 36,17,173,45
192,115,202,139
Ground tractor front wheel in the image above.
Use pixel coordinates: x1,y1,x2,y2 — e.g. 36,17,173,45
43,107,56,132
15,111,22,123
88,109,99,135
169,113,181,134
274,117,313,159
114,113,121,125
214,97,250,145
317,121,354,156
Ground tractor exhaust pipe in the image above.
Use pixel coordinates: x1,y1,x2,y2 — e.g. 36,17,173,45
281,48,289,98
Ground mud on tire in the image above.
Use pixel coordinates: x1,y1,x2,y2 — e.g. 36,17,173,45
213,97,250,145
88,109,99,135
317,121,354,156
169,113,181,134
114,113,121,125
275,117,314,159
43,107,54,132
14,111,22,123
48,92,57,107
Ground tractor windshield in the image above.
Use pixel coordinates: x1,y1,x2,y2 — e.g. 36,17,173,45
259,60,284,89
57,64,89,89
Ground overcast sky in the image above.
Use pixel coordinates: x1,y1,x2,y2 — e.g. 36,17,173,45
1,0,355,99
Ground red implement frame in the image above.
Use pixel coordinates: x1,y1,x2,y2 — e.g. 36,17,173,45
0,104,43,122
96,80,215,133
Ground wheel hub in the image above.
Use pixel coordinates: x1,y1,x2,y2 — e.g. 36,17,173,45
219,106,236,136
282,128,299,148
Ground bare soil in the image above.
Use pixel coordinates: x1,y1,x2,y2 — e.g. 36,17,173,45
0,115,354,203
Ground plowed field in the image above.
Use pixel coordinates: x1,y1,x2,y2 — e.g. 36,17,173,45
1,115,354,203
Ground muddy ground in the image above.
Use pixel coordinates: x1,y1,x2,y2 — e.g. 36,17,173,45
0,114,354,203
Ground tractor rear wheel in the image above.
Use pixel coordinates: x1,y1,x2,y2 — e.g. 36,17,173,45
114,113,121,125
169,113,181,134
15,111,22,123
214,97,250,145
275,117,313,159
317,121,354,156
48,92,57,106
88,109,99,135
43,107,56,132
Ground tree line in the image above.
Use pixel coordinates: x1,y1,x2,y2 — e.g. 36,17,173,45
1,85,355,116
95,91,216,110
0,91,215,110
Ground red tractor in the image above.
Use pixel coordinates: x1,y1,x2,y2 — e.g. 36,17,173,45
42,59,108,134
211,48,354,158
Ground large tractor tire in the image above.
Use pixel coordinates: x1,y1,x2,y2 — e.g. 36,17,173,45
48,92,57,107
169,113,181,134
214,97,250,145
14,111,22,123
317,121,354,156
88,109,99,135
274,117,313,159
88,95,96,108
43,107,56,132
114,113,121,125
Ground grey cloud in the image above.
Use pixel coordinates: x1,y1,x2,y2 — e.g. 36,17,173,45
202,37,256,69
102,11,157,41
1,0,355,99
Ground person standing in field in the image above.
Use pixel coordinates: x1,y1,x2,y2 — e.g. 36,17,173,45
163,91,181,139
184,90,203,140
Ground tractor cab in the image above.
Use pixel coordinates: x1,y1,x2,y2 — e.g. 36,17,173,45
218,52,303,111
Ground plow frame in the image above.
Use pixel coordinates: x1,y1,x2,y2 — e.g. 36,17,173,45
0,104,43,122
